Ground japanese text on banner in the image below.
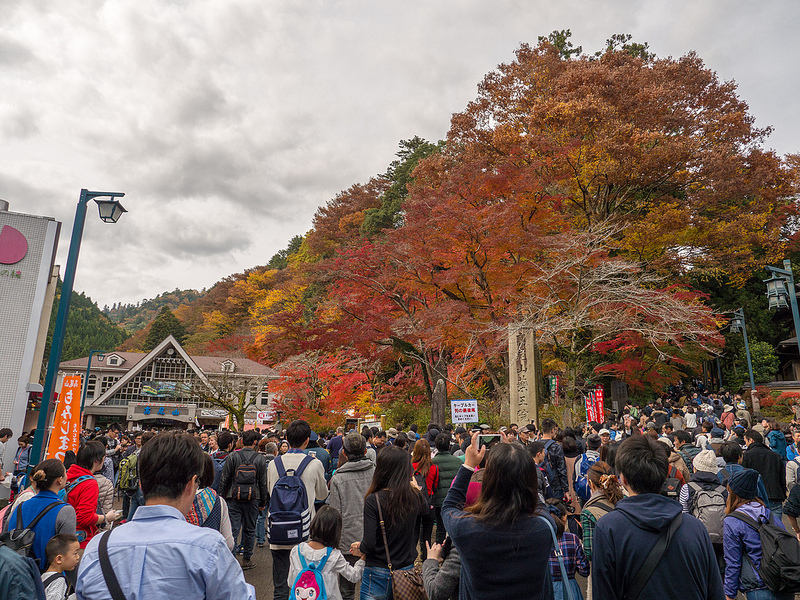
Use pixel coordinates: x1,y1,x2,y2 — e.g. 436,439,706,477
450,399,478,424
46,375,82,461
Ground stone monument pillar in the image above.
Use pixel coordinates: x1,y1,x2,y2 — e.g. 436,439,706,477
508,327,539,426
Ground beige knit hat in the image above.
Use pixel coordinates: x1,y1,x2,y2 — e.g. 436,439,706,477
693,449,719,474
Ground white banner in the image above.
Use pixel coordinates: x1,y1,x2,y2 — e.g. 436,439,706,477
450,399,478,424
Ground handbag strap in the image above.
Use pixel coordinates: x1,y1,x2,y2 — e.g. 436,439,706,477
374,494,393,573
537,516,576,600
99,530,128,600
624,513,682,600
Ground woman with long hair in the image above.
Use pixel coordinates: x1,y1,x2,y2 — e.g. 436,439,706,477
442,432,557,600
412,439,439,554
355,445,429,600
723,469,792,600
8,459,76,571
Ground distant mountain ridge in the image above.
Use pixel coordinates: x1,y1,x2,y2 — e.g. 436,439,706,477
103,288,202,332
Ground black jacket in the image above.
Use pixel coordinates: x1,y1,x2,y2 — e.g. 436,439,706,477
543,439,569,499
593,493,724,600
218,447,269,505
742,442,786,501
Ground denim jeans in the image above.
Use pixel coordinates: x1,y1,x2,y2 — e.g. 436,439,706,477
360,565,413,600
228,499,258,560
128,488,145,520
746,588,794,600
768,500,784,520
256,507,267,545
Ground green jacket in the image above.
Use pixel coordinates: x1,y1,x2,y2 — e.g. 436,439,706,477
432,451,463,508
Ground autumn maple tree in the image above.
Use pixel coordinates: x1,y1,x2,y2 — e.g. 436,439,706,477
247,33,798,424
270,351,377,430
442,35,796,285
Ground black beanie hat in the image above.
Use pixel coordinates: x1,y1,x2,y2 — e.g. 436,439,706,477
728,468,760,500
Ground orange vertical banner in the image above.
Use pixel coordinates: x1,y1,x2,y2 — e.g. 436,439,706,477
45,375,82,461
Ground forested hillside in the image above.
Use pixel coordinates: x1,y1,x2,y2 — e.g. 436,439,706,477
104,288,201,332
41,280,130,374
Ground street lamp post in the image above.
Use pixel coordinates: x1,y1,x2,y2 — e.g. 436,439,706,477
730,308,756,392
30,190,126,467
80,349,107,415
764,259,800,358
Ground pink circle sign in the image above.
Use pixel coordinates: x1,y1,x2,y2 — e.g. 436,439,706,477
0,225,28,264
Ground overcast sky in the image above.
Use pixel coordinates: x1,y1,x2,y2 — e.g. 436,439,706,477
2,0,798,309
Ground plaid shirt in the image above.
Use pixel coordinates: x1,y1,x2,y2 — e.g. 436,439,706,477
549,532,589,581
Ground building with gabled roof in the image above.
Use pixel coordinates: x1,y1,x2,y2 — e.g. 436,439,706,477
58,335,279,429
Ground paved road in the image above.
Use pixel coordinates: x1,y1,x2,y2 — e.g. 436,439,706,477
242,545,274,600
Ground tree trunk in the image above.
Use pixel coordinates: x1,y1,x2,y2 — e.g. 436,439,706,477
233,409,246,432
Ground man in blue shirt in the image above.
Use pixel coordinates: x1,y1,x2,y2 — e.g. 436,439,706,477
76,432,255,600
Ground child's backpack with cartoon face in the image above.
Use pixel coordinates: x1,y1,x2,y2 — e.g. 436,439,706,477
291,546,332,600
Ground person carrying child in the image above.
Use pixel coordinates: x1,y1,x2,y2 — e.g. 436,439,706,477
288,505,366,600
42,533,80,600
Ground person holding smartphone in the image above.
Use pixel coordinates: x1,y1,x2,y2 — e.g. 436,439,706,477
442,431,558,600
65,441,122,548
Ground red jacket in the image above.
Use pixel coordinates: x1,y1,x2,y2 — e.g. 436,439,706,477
412,461,440,497
65,464,100,547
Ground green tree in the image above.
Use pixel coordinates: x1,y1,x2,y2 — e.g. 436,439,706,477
361,137,442,236
267,236,303,270
143,306,187,351
43,280,129,376
750,341,780,384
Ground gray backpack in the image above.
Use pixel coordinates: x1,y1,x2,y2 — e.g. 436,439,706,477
688,482,726,543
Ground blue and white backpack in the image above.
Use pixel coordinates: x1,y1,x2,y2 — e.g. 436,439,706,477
575,453,599,502
291,546,331,600
268,454,314,545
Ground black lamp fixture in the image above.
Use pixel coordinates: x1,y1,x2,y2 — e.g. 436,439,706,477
94,196,127,223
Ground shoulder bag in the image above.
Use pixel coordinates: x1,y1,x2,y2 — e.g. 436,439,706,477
99,530,128,600
623,513,682,600
375,495,427,600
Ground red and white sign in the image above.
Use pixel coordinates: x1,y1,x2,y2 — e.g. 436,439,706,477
46,375,82,461
585,386,605,423
594,386,605,422
451,399,478,424
257,410,274,422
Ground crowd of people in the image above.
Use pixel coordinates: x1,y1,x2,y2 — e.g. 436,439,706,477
2,386,800,599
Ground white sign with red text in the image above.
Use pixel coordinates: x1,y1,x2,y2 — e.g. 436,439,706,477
450,399,478,424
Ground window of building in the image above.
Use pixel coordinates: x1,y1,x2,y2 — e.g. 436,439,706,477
86,375,97,399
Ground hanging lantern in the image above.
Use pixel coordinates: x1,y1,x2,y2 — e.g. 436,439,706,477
730,314,743,334
764,274,790,310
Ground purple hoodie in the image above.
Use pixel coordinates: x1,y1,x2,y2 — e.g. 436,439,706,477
722,501,785,596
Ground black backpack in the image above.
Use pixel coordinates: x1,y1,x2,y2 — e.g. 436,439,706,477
0,501,63,558
660,465,681,500
231,455,258,501
43,572,69,599
728,511,800,593
414,467,437,507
